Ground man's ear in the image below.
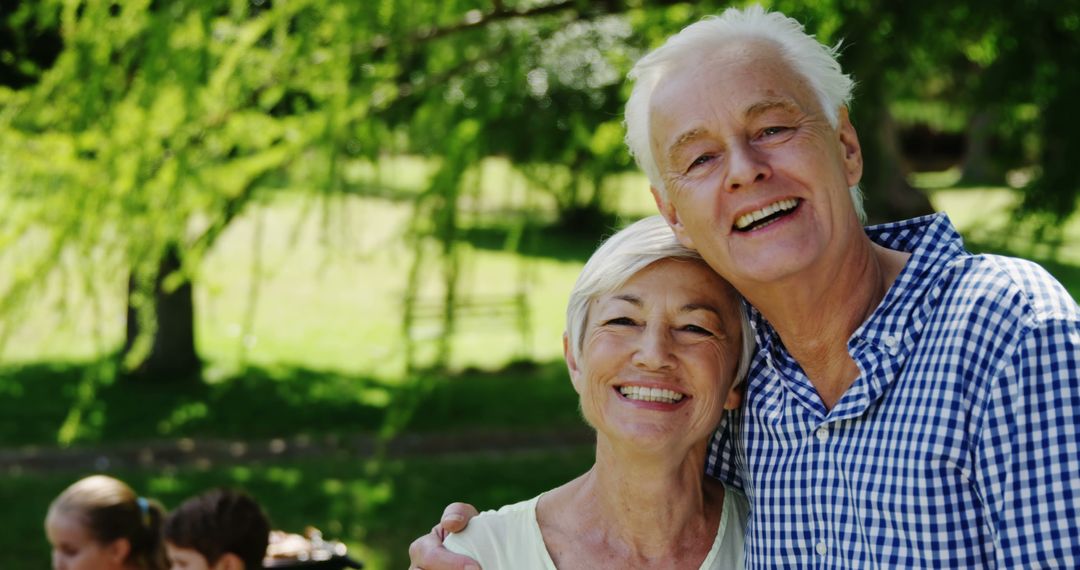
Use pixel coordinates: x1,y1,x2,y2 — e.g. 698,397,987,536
650,186,696,250
212,552,245,570
837,107,863,187
105,538,131,566
564,332,584,395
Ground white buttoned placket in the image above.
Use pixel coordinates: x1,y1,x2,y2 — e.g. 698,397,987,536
812,422,831,563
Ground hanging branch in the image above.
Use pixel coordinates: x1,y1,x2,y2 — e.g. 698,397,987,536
367,0,686,57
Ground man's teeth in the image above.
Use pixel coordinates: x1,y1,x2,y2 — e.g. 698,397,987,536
619,386,685,404
734,198,799,230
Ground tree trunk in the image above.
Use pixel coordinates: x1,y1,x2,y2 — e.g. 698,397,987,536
841,21,935,224
861,107,936,223
960,110,1004,186
123,244,201,381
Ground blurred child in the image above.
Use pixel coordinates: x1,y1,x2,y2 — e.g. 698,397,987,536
163,488,270,570
45,474,167,570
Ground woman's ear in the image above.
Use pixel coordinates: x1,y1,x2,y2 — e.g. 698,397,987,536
723,383,744,410
563,332,584,395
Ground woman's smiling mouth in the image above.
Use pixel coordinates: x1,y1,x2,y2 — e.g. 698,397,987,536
617,385,687,404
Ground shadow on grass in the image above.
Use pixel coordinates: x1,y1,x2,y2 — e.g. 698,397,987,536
0,358,582,448
458,219,622,264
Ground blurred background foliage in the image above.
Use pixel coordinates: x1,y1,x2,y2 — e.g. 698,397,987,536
1,0,1078,568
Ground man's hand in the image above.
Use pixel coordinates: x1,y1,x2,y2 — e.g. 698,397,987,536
408,502,481,570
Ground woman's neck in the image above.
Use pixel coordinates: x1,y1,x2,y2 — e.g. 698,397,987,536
540,437,723,567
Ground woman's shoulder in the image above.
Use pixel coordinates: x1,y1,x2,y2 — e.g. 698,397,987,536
471,494,542,531
723,485,750,528
447,494,540,539
444,495,555,569
701,485,748,570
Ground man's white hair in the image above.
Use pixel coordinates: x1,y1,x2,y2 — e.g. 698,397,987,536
566,215,755,387
624,4,865,221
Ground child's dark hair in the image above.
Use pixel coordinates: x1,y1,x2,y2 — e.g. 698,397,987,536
163,488,271,569
47,475,168,570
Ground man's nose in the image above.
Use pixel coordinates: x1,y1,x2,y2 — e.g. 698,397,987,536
632,326,676,369
725,140,771,192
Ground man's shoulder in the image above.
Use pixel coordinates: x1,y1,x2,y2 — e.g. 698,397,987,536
872,213,1075,324
941,252,1077,325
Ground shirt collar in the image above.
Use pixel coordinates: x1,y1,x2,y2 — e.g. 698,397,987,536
750,213,967,418
855,213,964,345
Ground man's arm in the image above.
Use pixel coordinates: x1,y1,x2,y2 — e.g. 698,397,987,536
408,503,481,570
975,316,1080,566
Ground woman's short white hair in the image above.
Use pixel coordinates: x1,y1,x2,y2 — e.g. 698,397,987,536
624,4,865,221
566,215,755,387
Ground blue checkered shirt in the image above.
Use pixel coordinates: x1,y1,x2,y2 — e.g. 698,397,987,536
708,213,1080,568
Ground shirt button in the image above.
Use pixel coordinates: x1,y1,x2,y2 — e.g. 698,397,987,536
816,542,828,556
815,427,829,442
884,334,898,349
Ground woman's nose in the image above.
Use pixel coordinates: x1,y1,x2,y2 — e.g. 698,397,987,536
632,326,675,369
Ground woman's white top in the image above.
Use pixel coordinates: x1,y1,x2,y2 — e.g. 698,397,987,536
444,487,747,569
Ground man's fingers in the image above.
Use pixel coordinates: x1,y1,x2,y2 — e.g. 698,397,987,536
405,502,482,570
438,502,480,534
407,526,480,570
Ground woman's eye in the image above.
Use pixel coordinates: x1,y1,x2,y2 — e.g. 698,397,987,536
604,317,636,326
761,126,788,137
680,324,713,335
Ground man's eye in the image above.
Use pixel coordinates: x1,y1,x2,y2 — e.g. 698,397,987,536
688,154,713,170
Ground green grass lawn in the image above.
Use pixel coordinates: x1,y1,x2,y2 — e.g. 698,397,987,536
0,358,586,447
1,446,596,570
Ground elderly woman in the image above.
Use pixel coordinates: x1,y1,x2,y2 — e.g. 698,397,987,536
440,215,753,569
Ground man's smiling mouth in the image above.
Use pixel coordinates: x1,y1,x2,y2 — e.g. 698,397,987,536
734,198,800,232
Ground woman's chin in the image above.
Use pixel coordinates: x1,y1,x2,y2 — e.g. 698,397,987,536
601,424,694,456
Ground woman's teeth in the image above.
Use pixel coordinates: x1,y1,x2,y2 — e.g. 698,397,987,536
619,385,685,404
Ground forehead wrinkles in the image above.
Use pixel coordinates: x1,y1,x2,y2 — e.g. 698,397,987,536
647,40,818,162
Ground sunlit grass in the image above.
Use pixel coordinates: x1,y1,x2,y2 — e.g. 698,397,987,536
2,174,587,376
929,185,1080,267
2,155,639,375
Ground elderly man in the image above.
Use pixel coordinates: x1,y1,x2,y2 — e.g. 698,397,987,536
411,5,1080,568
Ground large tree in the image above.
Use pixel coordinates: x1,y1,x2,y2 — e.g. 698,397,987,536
2,0,1076,380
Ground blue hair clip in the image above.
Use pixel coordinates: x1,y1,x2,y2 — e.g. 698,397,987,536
136,497,151,527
